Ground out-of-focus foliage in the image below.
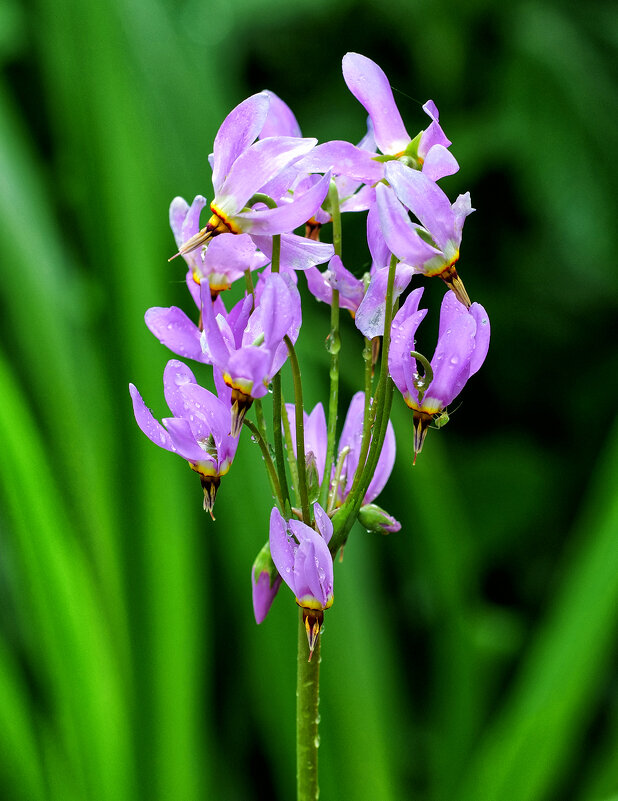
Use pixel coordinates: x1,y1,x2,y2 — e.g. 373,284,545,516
0,0,617,799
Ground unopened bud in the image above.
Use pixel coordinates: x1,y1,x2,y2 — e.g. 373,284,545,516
306,451,320,504
251,542,282,624
358,503,401,535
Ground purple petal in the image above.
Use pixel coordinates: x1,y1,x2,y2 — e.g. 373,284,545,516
169,196,189,247
252,233,334,271
252,569,282,624
292,538,321,603
388,288,427,398
211,92,270,192
298,140,383,183
225,346,272,398
469,302,490,375
305,266,334,306
257,273,296,351
367,202,391,269
376,183,441,267
178,381,231,445
339,184,375,213
129,383,177,454
313,502,333,544
260,90,302,138
290,529,333,607
163,417,215,464
162,360,198,418
365,420,395,503
145,306,204,362
385,161,457,251
436,290,465,340
233,171,331,235
225,294,254,349
426,313,477,409
269,507,295,584
342,53,410,155
215,136,318,216
337,391,366,491
355,262,415,339
200,284,232,368
419,100,451,155
305,404,327,483
452,192,474,241
202,232,259,275
422,144,459,182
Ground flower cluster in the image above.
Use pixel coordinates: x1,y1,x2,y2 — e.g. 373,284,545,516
130,53,490,653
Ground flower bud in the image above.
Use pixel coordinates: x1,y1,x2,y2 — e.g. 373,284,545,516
305,451,321,504
251,542,282,624
358,503,401,535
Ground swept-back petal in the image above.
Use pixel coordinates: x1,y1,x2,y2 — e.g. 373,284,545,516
313,502,333,544
365,421,396,503
252,233,334,271
212,92,270,192
202,232,259,275
342,53,410,155
422,144,459,182
298,140,383,184
468,302,490,375
376,183,441,267
129,383,177,453
163,417,216,464
200,284,232,368
388,287,427,398
426,313,476,409
385,161,456,251
419,100,452,154
269,507,295,583
145,306,204,362
260,90,302,138
355,262,414,339
162,360,198,418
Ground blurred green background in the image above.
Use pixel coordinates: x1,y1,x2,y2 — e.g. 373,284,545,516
1,0,617,799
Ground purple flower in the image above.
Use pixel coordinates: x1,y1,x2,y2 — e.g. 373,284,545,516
285,392,397,513
129,360,239,515
171,92,332,258
389,288,490,458
269,503,334,657
342,52,458,181
377,161,474,307
251,541,283,624
354,204,415,339
305,255,365,314
169,198,268,300
305,207,415,340
200,272,302,435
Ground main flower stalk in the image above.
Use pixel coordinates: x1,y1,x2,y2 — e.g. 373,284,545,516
297,607,321,801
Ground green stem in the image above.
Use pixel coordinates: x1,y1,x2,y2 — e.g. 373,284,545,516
254,399,268,446
285,336,310,524
243,418,284,511
272,372,291,513
297,608,320,801
244,267,256,309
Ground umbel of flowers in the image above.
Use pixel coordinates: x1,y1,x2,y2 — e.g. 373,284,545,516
130,51,490,798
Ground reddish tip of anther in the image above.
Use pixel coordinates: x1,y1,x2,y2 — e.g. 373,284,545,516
168,251,182,262
413,451,418,466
